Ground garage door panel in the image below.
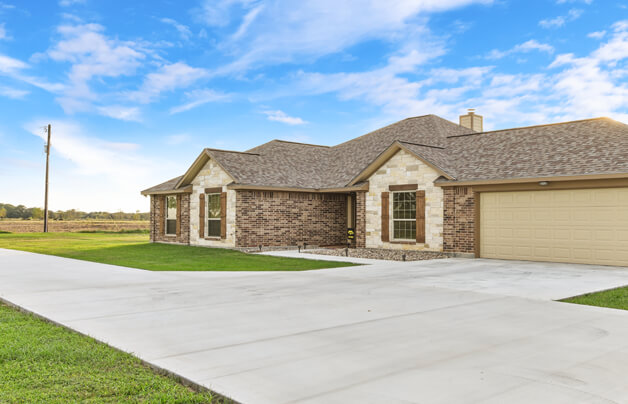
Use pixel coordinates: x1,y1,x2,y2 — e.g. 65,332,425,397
481,188,628,267
533,247,551,258
553,229,571,241
573,249,592,260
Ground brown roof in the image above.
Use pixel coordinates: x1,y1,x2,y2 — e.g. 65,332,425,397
441,117,628,182
142,115,628,194
141,176,183,195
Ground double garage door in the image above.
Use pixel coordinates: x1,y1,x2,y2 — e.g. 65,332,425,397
480,187,628,267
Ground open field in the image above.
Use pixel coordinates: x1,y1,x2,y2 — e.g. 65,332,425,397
0,219,149,233
0,232,356,271
562,286,628,311
0,302,220,403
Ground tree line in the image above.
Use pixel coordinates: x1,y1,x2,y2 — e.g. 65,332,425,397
0,203,149,221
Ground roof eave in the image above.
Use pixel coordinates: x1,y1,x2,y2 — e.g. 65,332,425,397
435,172,628,187
140,185,193,196
227,182,369,193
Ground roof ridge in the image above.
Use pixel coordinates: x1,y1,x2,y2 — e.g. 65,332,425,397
446,117,611,139
331,115,441,149
397,140,446,150
206,148,260,156
272,139,330,148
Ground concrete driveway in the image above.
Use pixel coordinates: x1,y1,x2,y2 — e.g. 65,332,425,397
1,248,628,404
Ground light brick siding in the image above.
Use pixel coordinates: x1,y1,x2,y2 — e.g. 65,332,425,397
235,190,348,247
189,159,236,247
364,149,444,251
150,194,190,244
355,191,366,248
443,186,475,254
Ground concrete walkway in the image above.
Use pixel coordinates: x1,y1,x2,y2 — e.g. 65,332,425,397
260,249,393,265
2,248,628,403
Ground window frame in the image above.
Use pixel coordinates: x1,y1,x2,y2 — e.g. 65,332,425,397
206,192,221,238
391,190,416,241
165,195,177,236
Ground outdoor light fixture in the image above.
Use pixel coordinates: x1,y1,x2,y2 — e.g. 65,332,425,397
538,181,549,186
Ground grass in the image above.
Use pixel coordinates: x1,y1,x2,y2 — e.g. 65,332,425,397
0,302,224,403
562,286,628,311
0,232,357,271
77,229,150,234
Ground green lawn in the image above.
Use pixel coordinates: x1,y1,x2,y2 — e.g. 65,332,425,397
0,302,225,403
0,232,356,271
562,286,628,311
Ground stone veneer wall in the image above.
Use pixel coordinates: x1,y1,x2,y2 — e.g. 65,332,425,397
443,186,476,254
364,149,444,251
150,194,190,244
235,190,348,247
189,159,237,247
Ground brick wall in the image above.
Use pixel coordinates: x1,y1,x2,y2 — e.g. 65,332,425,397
150,194,190,244
235,190,348,247
443,187,475,254
355,191,366,248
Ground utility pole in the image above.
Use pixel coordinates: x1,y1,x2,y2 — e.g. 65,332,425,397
43,124,51,233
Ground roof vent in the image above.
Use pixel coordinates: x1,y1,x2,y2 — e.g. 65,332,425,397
459,109,483,132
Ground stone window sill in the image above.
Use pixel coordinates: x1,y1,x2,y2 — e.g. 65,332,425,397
390,240,417,245
204,237,221,240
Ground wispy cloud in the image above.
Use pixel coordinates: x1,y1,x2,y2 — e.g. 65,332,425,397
129,62,207,104
556,0,592,3
231,5,264,40
23,119,172,211
263,110,307,125
539,8,583,28
286,19,628,129
26,120,145,179
203,0,494,74
96,105,141,122
0,52,28,73
160,18,192,41
59,0,86,6
486,39,554,59
169,88,230,114
164,133,191,145
48,23,145,99
588,30,606,39
0,23,8,40
42,23,147,118
0,85,28,98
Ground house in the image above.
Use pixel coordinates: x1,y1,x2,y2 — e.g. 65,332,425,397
141,111,628,267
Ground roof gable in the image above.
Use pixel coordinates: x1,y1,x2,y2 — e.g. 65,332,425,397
349,141,455,186
175,149,250,189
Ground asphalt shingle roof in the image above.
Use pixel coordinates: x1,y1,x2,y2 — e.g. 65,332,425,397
442,117,628,181
142,115,628,194
141,176,183,194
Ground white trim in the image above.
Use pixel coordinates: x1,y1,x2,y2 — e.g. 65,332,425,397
390,190,416,241
165,195,177,235
205,192,221,238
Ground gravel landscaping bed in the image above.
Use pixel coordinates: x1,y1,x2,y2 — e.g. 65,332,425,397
305,248,448,261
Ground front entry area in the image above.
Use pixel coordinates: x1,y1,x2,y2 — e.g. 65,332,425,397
480,187,628,266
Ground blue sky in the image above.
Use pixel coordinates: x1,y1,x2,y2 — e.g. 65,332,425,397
0,0,627,212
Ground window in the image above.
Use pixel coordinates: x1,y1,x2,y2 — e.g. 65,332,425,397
207,193,221,237
165,195,177,235
392,191,416,240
